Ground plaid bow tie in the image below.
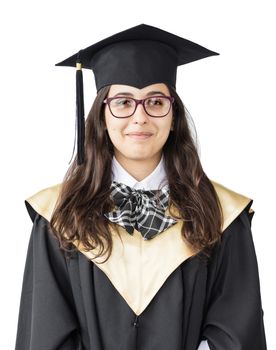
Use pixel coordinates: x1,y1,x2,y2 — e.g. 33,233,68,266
104,181,178,240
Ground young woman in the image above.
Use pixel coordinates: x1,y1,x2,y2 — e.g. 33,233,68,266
15,24,267,350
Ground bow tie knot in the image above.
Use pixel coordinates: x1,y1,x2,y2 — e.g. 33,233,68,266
104,181,178,240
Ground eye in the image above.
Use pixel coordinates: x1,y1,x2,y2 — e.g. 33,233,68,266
115,98,132,106
146,97,165,106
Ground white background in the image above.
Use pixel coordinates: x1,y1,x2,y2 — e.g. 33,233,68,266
1,0,275,348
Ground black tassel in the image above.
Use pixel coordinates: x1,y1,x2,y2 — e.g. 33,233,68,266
68,53,85,166
76,59,85,165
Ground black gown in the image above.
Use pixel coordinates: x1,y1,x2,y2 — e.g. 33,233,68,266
15,183,267,350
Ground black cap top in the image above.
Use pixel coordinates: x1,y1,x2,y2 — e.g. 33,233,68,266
55,23,219,92
55,24,219,166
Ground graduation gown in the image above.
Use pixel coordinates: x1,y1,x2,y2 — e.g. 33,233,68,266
15,180,267,350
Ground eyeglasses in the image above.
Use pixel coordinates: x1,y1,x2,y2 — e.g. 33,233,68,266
103,95,175,118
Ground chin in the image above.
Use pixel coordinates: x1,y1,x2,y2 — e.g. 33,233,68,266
117,151,153,161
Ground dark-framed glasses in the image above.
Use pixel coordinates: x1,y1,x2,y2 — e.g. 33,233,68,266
103,95,175,118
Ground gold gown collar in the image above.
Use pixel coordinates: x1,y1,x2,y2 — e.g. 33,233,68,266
25,180,253,315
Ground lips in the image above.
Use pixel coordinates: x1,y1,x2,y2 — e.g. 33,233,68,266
127,132,153,136
126,132,153,140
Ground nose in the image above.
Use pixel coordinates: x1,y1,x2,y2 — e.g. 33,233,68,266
131,101,149,124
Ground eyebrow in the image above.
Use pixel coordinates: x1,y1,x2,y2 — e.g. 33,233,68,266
113,90,167,97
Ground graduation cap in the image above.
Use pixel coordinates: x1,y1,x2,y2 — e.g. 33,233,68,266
55,23,219,165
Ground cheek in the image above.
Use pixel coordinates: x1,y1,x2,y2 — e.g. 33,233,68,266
105,115,127,142
158,118,173,138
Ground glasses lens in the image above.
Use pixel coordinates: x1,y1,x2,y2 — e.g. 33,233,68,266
109,98,136,117
144,97,171,117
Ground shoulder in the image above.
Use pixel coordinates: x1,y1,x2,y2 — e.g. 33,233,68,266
210,180,254,231
25,183,62,222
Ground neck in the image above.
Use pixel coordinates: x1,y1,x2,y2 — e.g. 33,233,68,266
114,152,162,182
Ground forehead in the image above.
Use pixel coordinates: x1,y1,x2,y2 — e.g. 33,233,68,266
108,83,170,96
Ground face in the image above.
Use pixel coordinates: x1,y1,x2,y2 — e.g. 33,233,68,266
104,83,174,163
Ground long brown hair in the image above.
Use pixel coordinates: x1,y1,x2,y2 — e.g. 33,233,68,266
50,84,223,264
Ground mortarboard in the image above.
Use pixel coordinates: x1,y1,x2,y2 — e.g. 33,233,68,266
55,23,219,165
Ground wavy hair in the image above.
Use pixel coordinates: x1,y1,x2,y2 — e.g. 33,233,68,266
50,84,223,265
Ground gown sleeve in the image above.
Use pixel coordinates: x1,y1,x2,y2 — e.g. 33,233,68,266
15,201,82,350
200,204,267,350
